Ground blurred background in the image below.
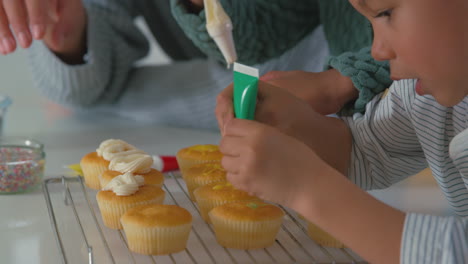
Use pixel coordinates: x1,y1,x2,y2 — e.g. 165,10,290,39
0,19,169,136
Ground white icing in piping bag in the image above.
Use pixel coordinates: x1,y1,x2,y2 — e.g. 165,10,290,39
204,0,237,68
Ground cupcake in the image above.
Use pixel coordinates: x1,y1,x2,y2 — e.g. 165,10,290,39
105,153,164,187
176,144,223,176
121,204,192,255
307,221,345,248
193,181,260,223
209,201,284,249
183,162,226,201
100,169,164,188
81,139,144,189
96,173,165,229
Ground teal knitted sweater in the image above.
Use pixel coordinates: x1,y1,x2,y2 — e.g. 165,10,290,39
171,0,391,113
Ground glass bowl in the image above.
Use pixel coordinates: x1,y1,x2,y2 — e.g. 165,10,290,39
0,137,45,194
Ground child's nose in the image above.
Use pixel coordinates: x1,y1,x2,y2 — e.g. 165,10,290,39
371,34,395,61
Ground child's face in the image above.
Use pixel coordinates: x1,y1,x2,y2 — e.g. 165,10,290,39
349,0,468,107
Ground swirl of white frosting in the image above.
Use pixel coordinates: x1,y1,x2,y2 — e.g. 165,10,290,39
109,153,153,174
96,139,144,161
102,172,145,196
104,149,146,161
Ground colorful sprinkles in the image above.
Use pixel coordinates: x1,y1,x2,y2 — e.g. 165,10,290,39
0,146,45,193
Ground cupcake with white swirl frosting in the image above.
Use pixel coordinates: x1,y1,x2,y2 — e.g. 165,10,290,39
81,139,144,190
100,153,164,189
96,172,165,229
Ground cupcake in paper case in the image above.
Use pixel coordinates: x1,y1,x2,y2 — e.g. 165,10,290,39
307,221,345,248
209,201,284,249
81,139,145,190
193,181,261,223
96,172,165,229
176,144,223,176
121,204,192,255
183,162,226,201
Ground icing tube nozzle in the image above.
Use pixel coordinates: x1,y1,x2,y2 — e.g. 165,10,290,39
152,155,179,172
204,0,237,68
208,24,237,68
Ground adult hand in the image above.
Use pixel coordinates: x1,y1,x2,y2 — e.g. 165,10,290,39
187,0,204,13
219,118,328,207
189,0,204,8
0,0,86,63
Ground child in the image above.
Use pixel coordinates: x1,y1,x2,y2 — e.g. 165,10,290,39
216,0,468,263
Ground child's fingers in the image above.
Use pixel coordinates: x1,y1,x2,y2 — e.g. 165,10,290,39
215,84,234,134
221,156,239,175
223,118,263,137
260,70,296,82
215,97,233,135
219,135,243,157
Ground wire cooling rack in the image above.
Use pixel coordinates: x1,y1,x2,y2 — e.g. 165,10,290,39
42,173,367,264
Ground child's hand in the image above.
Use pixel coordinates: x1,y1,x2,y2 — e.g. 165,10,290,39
220,118,326,207
0,0,86,63
261,69,358,115
217,80,322,146
216,69,357,134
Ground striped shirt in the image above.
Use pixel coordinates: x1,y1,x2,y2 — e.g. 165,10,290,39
342,79,468,263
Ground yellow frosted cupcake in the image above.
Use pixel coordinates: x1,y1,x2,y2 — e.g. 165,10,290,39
100,169,164,188
209,201,284,249
176,144,223,176
81,139,144,190
193,181,260,223
183,162,226,201
307,221,345,248
96,173,165,229
121,204,192,255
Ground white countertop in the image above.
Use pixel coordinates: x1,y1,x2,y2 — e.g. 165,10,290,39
0,50,452,264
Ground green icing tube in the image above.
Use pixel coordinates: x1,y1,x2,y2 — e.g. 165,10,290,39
233,63,259,120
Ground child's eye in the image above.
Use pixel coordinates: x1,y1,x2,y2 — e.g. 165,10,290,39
374,9,393,18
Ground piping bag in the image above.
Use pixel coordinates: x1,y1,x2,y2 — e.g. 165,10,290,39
205,0,259,120
204,0,237,68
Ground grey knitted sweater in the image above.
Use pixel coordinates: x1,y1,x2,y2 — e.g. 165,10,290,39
28,0,330,130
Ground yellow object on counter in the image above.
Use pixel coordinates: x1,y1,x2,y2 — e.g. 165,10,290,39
67,163,83,176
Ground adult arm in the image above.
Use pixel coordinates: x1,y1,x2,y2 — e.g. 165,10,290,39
27,0,150,107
